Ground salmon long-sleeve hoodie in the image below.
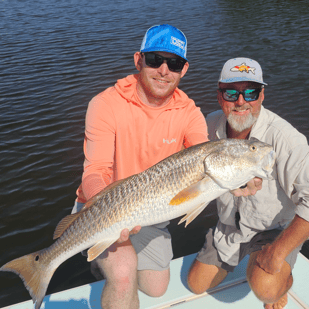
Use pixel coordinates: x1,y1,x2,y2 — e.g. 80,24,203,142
76,74,208,203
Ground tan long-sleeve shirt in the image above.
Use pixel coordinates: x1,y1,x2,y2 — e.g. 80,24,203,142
206,106,309,266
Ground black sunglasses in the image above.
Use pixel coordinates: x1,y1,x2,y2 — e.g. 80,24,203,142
219,88,262,102
142,52,186,73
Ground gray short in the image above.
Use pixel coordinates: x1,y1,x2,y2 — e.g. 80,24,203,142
197,226,302,272
72,201,173,271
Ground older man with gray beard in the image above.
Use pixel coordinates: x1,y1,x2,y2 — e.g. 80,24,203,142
188,57,309,309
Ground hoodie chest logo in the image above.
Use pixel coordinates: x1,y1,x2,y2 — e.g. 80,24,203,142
163,138,177,144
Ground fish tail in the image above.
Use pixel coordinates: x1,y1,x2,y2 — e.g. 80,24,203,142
0,250,55,309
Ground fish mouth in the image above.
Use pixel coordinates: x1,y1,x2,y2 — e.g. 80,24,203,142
269,150,276,167
262,150,276,179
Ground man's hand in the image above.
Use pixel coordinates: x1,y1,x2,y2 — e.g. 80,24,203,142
256,243,285,275
116,226,141,244
231,177,263,197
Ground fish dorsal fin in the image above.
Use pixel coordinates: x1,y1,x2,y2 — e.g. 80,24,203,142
169,177,210,206
53,213,82,240
178,201,209,227
81,176,137,211
87,239,116,262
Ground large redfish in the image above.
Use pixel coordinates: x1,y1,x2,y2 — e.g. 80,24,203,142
0,139,275,309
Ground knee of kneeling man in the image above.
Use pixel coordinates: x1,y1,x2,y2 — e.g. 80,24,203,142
248,275,280,302
95,256,138,280
187,274,205,295
110,268,138,287
154,284,169,297
251,285,280,304
141,283,169,298
115,276,133,291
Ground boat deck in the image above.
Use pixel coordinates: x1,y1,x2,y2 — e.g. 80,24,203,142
4,252,309,309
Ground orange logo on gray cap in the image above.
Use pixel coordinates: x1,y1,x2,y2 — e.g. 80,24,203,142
230,63,256,74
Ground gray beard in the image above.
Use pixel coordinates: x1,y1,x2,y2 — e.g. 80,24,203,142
227,113,257,132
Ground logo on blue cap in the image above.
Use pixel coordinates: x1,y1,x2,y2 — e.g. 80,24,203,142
140,24,188,61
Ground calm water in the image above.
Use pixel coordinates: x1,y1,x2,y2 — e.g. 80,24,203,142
1,0,309,306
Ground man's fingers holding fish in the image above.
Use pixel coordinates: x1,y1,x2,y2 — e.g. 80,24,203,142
230,177,263,197
129,226,142,236
117,226,142,243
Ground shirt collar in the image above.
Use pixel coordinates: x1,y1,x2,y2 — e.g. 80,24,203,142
249,106,268,140
215,113,228,139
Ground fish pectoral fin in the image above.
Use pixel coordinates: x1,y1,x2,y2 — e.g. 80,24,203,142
178,202,209,227
87,239,116,262
169,177,211,206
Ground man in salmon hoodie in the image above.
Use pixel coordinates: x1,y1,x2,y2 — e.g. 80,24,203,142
73,25,260,308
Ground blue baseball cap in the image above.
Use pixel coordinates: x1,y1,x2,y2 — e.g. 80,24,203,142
140,24,188,61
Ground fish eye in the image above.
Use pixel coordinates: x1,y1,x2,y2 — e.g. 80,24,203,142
250,145,257,152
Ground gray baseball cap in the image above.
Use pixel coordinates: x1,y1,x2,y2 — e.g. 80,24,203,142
218,57,267,85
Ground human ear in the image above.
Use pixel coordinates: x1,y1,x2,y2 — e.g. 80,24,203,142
180,61,189,78
260,88,265,103
134,52,143,71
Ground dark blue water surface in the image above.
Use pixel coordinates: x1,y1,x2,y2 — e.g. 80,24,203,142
1,0,309,306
